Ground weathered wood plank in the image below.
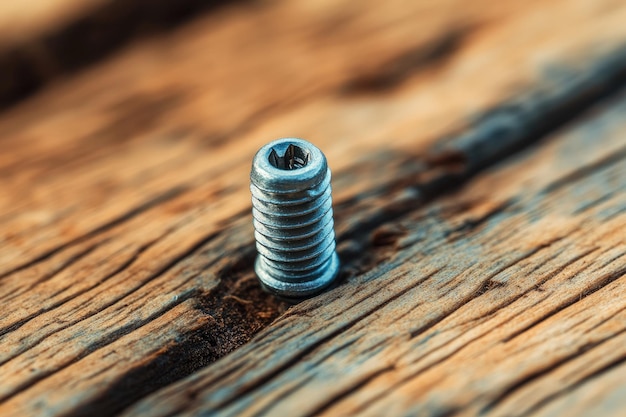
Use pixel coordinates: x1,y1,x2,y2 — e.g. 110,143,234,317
0,0,239,108
123,91,626,417
2,0,624,275
0,0,625,415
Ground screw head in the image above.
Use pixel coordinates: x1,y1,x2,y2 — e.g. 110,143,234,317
251,138,328,193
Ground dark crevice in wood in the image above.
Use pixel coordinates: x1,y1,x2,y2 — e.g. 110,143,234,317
521,348,626,416
63,315,264,417
0,219,189,344
428,46,626,173
302,366,395,417
348,372,451,417
0,185,189,280
583,304,626,335
447,249,567,332
438,276,465,296
408,298,549,383
10,235,285,413
192,245,289,363
252,376,318,417
542,145,626,194
0,242,143,342
0,228,225,403
373,253,604,405
357,336,395,358
445,198,517,241
437,239,563,302
0,233,224,401
482,327,626,415
0,0,248,111
180,300,326,394
309,337,363,367
475,279,507,295
594,252,626,272
354,269,437,320
337,46,626,260
382,301,426,329
503,263,626,343
54,234,287,416
341,25,472,94
572,192,616,215
192,269,442,414
185,316,367,412
0,239,103,304
352,247,590,403
0,288,200,405
601,204,626,222
337,271,441,337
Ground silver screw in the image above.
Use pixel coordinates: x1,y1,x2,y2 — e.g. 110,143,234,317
250,138,340,299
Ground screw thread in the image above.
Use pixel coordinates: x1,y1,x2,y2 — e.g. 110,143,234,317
250,138,339,299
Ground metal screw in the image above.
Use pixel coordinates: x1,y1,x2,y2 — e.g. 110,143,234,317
250,138,340,300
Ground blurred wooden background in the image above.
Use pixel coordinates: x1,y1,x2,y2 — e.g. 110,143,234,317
0,0,625,416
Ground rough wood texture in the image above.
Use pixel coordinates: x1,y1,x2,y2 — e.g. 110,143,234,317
0,0,625,416
124,93,626,417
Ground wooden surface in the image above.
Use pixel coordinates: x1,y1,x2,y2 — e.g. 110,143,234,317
0,0,625,416
0,0,236,108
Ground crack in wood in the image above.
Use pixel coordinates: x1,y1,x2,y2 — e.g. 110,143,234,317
0,240,102,304
0,185,190,280
521,347,626,416
481,327,626,414
504,262,626,344
0,215,204,347
341,25,473,94
0,0,247,110
541,146,626,194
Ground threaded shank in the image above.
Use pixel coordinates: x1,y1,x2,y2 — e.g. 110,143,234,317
250,138,339,299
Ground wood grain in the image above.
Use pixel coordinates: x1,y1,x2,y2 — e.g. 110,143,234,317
123,90,626,417
0,0,238,107
0,0,625,415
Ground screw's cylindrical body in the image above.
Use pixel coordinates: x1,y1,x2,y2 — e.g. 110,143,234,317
250,138,339,299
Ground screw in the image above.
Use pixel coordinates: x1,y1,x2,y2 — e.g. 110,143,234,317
250,138,340,300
